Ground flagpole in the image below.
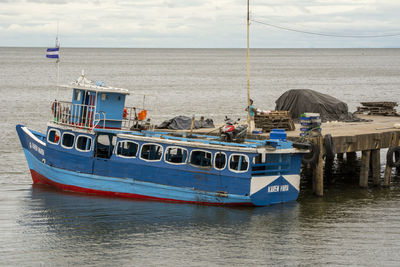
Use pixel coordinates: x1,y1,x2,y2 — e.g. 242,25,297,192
56,21,60,100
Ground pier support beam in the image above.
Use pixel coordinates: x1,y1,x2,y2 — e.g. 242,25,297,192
346,152,357,174
360,150,371,188
395,151,400,176
313,135,324,197
324,155,334,181
371,149,381,186
384,162,392,187
384,133,398,187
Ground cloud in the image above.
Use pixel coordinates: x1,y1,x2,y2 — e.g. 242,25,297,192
0,0,399,47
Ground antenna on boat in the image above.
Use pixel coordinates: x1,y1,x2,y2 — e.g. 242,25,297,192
246,0,254,132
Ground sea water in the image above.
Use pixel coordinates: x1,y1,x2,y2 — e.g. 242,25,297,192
1,48,400,266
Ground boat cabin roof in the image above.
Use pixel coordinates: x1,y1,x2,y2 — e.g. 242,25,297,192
60,72,130,95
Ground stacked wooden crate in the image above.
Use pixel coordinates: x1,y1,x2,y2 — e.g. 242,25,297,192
254,111,295,132
355,102,398,116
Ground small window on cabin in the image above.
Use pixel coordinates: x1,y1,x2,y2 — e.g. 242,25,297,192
229,154,249,172
140,144,163,161
74,89,81,101
76,136,92,152
47,129,60,144
165,147,188,164
190,150,212,168
62,133,75,148
214,152,226,170
101,94,107,101
116,141,138,158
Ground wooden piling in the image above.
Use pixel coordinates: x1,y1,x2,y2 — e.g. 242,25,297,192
384,132,398,186
313,135,324,197
371,149,381,186
396,151,400,176
324,155,334,181
346,152,357,174
359,150,371,188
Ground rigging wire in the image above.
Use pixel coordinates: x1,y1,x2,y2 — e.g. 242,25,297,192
250,19,400,38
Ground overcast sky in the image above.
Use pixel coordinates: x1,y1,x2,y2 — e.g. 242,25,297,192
1,0,400,48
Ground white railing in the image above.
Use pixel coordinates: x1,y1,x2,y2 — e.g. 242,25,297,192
122,106,152,130
50,101,151,130
50,100,105,129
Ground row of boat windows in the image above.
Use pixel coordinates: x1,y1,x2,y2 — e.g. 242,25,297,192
47,129,249,172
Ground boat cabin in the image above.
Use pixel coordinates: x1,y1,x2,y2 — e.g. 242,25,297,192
54,72,130,129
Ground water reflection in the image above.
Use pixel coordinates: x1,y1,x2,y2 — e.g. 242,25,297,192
18,185,303,265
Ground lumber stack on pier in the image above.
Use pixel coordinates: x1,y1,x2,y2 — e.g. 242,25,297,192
355,101,398,116
254,111,295,132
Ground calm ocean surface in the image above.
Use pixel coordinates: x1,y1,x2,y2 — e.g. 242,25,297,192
1,47,400,266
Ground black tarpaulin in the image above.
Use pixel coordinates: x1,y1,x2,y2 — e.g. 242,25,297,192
157,116,215,130
275,89,363,122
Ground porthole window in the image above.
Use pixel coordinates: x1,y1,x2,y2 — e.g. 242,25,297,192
116,140,139,158
140,143,163,161
62,133,75,149
190,150,212,168
47,129,61,145
229,154,249,172
214,152,227,170
76,135,92,152
165,147,188,164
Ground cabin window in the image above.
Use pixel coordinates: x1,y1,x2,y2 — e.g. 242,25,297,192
165,147,188,164
47,129,60,145
190,150,212,168
140,144,163,161
116,140,139,158
101,93,107,101
214,152,227,170
229,154,249,172
61,133,75,149
76,135,92,152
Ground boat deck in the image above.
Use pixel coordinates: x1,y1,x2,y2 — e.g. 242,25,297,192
174,115,400,153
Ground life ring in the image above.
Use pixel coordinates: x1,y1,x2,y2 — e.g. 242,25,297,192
324,134,335,159
386,146,400,168
138,110,147,121
301,142,320,166
123,108,128,119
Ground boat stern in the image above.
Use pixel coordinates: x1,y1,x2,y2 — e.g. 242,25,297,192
249,174,300,206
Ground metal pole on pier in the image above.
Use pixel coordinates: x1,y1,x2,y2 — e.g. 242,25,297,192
246,0,254,132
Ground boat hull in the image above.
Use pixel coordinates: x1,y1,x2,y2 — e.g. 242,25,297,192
23,148,252,205
17,124,301,206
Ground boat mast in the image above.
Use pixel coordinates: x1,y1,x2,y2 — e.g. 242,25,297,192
246,0,253,131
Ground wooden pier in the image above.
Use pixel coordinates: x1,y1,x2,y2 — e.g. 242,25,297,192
284,115,400,196
183,115,400,196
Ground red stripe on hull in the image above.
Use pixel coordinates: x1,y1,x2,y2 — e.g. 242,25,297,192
29,169,252,206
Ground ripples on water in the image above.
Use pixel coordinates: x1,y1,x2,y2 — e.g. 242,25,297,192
1,48,400,266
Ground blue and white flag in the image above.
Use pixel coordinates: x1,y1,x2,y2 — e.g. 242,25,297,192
46,47,59,59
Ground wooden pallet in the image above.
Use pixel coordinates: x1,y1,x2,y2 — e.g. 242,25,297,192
355,102,398,116
254,111,295,132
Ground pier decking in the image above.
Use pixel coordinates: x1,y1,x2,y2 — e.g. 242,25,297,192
174,115,400,196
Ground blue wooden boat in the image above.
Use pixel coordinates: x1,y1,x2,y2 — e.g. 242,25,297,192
16,72,306,206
